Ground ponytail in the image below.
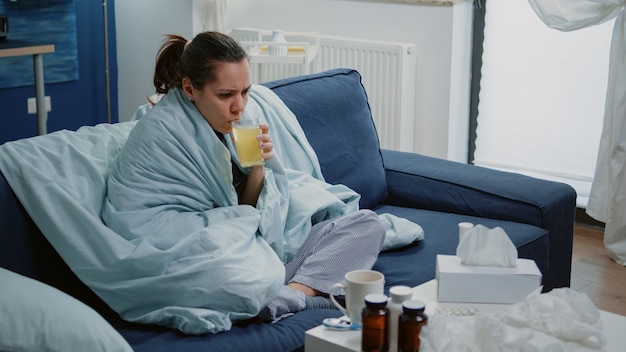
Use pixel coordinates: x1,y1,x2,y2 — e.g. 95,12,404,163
153,34,187,94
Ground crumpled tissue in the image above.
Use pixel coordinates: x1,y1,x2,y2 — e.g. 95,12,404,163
504,287,605,350
456,223,518,267
420,287,606,352
420,312,537,352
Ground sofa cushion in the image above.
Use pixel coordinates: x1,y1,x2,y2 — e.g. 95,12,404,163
263,68,387,209
0,267,133,352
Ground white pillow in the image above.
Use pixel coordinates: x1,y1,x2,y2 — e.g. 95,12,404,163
0,267,133,352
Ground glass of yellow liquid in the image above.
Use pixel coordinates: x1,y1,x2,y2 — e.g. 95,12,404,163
231,115,263,167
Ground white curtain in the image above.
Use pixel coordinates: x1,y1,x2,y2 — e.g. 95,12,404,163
529,0,626,266
192,0,229,34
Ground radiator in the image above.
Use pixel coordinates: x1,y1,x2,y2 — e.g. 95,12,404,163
231,29,417,152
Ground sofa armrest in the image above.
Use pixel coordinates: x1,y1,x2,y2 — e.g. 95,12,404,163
381,149,577,290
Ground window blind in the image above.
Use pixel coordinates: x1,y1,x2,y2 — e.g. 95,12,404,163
473,0,614,208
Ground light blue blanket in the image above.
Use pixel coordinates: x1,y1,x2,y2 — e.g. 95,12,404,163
0,85,423,334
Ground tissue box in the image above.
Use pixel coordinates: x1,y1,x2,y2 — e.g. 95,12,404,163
436,254,542,304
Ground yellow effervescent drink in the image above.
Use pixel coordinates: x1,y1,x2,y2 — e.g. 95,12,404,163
232,125,263,167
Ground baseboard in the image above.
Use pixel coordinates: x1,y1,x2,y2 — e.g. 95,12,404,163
575,207,605,231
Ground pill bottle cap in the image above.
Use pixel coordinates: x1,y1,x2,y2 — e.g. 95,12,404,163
402,300,426,312
389,285,413,302
364,293,388,305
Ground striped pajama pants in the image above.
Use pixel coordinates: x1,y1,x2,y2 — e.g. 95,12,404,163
257,209,386,321
284,209,386,294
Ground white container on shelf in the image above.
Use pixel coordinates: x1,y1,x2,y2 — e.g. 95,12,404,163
269,30,288,56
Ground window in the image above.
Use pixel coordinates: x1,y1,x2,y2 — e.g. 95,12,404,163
472,0,613,207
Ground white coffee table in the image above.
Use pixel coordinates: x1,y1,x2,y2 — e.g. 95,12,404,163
305,280,626,352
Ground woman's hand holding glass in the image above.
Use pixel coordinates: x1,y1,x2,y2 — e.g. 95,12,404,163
258,123,274,164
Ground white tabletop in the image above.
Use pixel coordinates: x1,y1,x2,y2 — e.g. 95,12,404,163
305,280,626,352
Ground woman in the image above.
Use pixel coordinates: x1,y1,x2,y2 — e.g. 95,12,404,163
104,31,385,323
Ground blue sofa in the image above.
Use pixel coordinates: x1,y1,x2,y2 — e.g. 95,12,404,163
0,68,576,351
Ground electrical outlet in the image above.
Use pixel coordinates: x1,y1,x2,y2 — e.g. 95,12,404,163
27,96,51,114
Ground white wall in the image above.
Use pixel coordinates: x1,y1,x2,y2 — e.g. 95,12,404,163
114,0,193,121
114,0,473,161
228,0,473,161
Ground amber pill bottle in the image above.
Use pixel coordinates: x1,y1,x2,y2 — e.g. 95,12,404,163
397,300,428,352
361,293,389,352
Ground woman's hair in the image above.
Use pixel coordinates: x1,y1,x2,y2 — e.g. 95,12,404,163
153,31,248,94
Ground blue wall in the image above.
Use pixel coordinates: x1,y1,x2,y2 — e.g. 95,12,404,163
0,1,117,144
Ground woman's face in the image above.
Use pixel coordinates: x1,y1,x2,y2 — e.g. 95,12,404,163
183,59,251,134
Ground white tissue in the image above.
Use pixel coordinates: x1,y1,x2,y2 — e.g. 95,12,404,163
456,224,518,267
420,313,537,352
420,287,606,352
503,288,605,349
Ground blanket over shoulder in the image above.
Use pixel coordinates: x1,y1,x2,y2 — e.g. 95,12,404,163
0,85,423,334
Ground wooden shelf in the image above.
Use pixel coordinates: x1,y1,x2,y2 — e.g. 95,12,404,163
0,40,54,58
0,39,55,135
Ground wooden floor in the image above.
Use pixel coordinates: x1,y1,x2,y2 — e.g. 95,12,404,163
570,224,626,316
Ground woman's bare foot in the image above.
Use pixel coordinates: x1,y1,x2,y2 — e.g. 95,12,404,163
288,282,320,296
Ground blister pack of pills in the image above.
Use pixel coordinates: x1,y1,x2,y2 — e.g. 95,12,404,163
435,306,477,317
